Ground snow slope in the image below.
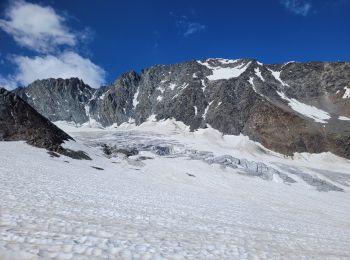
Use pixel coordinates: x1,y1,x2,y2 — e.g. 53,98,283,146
277,91,331,123
1,120,350,259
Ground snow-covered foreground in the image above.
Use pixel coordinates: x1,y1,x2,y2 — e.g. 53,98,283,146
1,120,350,259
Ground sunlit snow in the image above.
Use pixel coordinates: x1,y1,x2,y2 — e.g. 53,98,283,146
201,79,208,92
268,69,289,87
203,100,213,119
197,59,251,81
339,115,350,121
168,83,177,91
343,86,350,98
254,67,265,81
1,120,350,258
277,91,331,123
133,88,139,107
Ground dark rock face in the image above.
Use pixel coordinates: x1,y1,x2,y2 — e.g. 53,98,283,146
0,88,90,159
14,78,96,124
0,87,71,147
14,59,350,159
90,71,141,126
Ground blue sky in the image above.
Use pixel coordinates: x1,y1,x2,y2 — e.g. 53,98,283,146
0,0,349,88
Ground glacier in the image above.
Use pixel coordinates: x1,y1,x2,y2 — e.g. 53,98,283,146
1,119,350,259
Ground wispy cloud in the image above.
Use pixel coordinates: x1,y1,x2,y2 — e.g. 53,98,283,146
280,0,312,16
174,15,206,37
0,0,105,88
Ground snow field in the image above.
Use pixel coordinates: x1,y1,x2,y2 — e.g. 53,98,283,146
1,120,350,259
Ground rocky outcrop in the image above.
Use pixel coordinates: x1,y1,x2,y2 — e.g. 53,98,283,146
14,59,350,159
0,88,90,159
14,78,96,124
90,71,141,126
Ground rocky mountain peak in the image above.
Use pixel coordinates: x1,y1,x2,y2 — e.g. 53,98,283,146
14,77,96,124
112,71,140,86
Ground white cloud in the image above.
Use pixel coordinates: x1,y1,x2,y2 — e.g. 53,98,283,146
0,1,106,88
12,52,105,88
280,0,312,16
0,0,76,53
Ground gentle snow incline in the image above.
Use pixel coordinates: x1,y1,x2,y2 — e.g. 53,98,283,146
1,124,350,259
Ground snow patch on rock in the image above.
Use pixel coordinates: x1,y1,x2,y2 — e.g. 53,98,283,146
203,101,213,119
197,59,251,81
339,116,350,121
269,69,289,87
254,67,265,81
133,88,140,108
168,83,177,91
248,77,260,95
201,79,208,92
277,91,331,123
343,87,350,98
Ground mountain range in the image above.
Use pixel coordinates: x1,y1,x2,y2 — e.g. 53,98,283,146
12,58,350,159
